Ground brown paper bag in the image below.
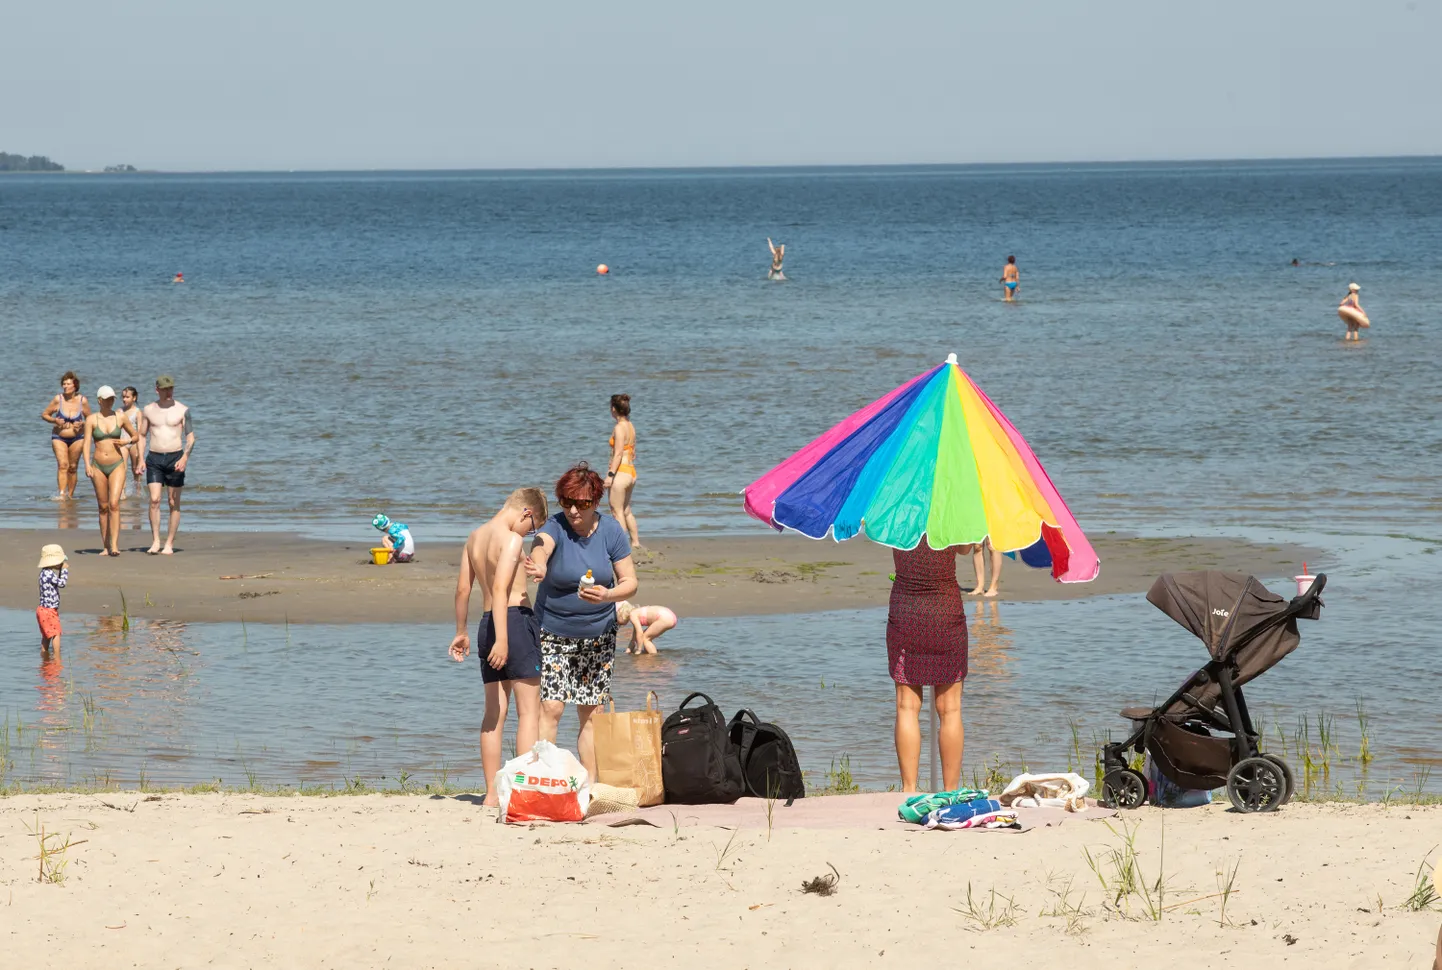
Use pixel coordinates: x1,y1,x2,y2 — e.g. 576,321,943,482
593,692,664,807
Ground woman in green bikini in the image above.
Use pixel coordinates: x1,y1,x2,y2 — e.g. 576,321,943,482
83,386,138,557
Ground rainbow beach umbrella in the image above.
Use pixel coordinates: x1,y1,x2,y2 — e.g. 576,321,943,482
743,353,1099,583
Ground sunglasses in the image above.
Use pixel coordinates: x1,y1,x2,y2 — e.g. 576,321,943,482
559,496,598,511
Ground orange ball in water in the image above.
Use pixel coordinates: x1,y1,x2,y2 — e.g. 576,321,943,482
596,264,609,275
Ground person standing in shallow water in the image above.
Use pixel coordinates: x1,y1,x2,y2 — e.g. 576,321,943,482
606,393,640,549
137,375,195,555
1000,255,1020,301
41,372,90,500
119,386,143,498
888,539,969,792
82,386,137,557
767,237,786,280
1338,283,1369,341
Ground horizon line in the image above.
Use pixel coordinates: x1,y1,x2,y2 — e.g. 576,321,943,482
15,152,1442,177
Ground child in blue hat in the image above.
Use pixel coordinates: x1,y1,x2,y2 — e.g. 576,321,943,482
372,514,415,563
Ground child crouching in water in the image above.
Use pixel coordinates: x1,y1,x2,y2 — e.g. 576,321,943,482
37,544,68,653
616,601,677,655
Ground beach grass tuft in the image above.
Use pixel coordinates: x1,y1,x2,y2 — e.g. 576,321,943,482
1356,699,1373,766
956,882,1020,929
1040,872,1089,935
815,755,858,795
1083,818,1169,921
1215,857,1242,926
1402,848,1439,912
712,827,741,871
27,813,86,885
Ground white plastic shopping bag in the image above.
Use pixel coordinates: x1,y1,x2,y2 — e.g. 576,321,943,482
494,740,591,823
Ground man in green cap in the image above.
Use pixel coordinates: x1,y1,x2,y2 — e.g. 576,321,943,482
137,375,195,555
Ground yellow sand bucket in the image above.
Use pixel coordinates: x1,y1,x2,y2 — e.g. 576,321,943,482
370,547,391,565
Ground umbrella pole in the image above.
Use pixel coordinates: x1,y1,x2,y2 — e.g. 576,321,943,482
929,687,940,793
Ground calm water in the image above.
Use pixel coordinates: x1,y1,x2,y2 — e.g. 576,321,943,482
2,160,1439,793
2,159,1440,538
2,531,1438,795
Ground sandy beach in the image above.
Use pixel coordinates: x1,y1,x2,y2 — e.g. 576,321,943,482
0,528,1318,625
2,792,1438,968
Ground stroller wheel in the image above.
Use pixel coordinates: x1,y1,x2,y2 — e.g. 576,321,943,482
1226,757,1287,813
1101,768,1148,809
1262,754,1295,804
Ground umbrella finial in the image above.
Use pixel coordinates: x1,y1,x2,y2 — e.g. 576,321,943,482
945,353,959,365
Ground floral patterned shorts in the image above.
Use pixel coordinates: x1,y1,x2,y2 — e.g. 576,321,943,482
539,628,617,706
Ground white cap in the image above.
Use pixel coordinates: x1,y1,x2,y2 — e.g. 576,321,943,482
1348,282,1360,291
96,385,116,400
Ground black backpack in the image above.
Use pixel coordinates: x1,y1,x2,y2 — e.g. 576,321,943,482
661,692,745,804
728,709,805,805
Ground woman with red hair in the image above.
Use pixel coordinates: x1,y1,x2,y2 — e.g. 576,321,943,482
525,463,639,777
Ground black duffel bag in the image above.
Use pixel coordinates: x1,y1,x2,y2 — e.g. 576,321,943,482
661,692,744,804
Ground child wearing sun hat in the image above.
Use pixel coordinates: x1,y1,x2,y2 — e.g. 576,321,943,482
371,514,415,563
36,544,68,651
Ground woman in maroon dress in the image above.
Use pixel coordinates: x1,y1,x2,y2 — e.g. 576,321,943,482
888,539,969,792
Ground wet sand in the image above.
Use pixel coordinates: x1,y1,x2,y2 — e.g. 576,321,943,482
0,527,1319,625
2,792,1437,968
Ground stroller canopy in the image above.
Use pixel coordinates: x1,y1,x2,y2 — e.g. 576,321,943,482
1147,571,1301,689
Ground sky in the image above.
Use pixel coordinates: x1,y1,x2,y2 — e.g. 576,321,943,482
4,0,1441,171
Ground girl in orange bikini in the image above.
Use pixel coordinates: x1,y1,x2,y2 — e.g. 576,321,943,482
605,394,641,548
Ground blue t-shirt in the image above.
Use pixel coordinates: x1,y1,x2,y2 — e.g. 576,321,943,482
535,513,632,638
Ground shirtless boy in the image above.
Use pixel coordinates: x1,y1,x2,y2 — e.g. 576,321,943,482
136,375,195,555
448,488,550,807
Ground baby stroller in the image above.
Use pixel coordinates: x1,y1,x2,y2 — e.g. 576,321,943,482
1100,571,1326,813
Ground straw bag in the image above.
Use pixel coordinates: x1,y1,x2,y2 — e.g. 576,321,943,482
593,692,665,807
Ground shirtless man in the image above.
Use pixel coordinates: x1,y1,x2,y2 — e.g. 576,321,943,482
448,487,550,807
136,375,195,555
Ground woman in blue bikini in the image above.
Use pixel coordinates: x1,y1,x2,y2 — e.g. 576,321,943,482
1000,255,1020,301
41,371,90,500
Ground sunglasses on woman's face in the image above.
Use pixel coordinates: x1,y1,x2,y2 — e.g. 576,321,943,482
560,496,598,511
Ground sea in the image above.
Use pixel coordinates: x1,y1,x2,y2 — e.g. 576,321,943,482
1,158,1439,795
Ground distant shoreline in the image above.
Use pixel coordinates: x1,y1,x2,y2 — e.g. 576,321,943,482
2,154,1438,178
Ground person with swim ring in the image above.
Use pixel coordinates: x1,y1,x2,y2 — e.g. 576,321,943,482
1338,283,1369,341
1001,255,1020,301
